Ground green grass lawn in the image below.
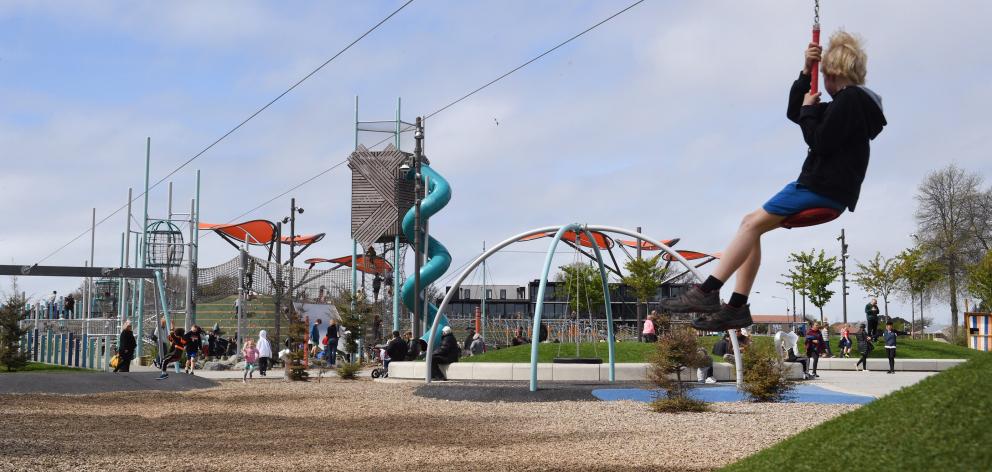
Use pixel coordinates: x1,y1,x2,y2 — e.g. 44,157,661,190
463,337,974,364
462,341,656,363
721,351,992,471
0,362,92,373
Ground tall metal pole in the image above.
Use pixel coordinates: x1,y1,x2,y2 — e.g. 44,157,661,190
289,198,297,316
136,137,151,357
393,97,401,332
636,225,642,339
274,222,283,344
121,188,133,323
184,198,195,330
167,182,173,220
352,96,359,315
193,170,200,324
481,241,487,340
838,228,849,324
238,243,247,355
89,207,96,318
412,116,424,338
118,232,125,321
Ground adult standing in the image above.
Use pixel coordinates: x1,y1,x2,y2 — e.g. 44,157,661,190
114,321,136,373
326,320,339,366
64,294,75,318
431,326,460,381
865,298,880,339
309,318,323,357
256,329,272,377
882,322,897,374
463,328,476,356
804,323,824,378
855,323,873,372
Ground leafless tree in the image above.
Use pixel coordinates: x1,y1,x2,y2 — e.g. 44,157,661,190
914,164,990,337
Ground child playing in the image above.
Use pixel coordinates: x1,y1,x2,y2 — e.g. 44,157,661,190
156,327,186,381
242,339,259,383
661,31,886,331
839,324,852,358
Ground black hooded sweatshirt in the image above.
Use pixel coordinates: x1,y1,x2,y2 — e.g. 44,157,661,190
787,72,887,211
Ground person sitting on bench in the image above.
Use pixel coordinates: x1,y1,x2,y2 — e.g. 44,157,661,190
431,326,460,381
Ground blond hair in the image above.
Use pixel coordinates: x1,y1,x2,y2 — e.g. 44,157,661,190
821,30,867,85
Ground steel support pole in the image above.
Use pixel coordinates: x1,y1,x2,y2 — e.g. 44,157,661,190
412,117,423,337
185,198,195,330
238,246,246,355
393,235,400,332
275,222,283,346
481,241,486,340
136,137,151,357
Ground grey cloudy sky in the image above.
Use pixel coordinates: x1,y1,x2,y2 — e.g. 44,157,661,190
2,1,989,326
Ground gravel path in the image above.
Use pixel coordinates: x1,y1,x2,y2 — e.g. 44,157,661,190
0,379,857,471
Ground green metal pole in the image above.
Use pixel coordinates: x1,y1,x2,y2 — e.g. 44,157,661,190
193,170,201,324
136,137,151,357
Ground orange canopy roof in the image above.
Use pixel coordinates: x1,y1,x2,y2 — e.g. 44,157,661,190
199,220,277,245
281,233,325,245
305,255,392,274
517,230,613,249
661,250,720,262
617,238,680,250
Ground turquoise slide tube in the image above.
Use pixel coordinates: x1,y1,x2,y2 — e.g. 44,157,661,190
400,164,452,341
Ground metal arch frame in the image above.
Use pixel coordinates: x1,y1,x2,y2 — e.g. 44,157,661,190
425,224,744,390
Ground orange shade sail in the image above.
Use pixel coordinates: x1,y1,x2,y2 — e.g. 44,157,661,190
305,255,392,274
199,220,277,245
661,250,719,262
517,230,613,249
281,233,325,245
616,238,680,250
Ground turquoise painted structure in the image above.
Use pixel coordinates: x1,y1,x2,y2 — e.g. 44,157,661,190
400,164,452,340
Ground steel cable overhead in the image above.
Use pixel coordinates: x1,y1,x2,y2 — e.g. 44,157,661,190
33,0,416,265
232,0,646,220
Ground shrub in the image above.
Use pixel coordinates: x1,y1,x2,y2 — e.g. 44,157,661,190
336,361,362,380
287,350,309,382
648,327,710,412
650,396,709,413
741,342,795,402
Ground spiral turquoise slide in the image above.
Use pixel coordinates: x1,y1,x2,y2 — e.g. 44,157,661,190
400,164,452,340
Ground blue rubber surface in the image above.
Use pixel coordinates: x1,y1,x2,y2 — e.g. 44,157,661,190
592,385,874,405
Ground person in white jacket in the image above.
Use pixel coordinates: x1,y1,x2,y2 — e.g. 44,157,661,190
256,330,273,377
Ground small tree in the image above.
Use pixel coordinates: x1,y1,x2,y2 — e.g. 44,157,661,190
556,263,605,316
853,252,900,324
741,342,795,402
966,251,992,312
331,290,373,379
624,254,667,341
0,294,29,371
783,251,815,320
804,250,842,324
648,328,710,413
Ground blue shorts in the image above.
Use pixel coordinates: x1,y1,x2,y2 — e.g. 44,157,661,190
763,181,846,216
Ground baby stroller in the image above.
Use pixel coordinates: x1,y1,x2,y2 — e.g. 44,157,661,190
370,343,388,378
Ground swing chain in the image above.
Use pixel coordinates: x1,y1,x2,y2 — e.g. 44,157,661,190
813,0,820,27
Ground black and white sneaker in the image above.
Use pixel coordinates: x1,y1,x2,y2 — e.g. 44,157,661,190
156,372,168,380
660,285,721,313
691,304,753,331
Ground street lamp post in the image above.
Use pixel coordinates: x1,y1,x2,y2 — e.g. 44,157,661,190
282,199,304,318
837,228,850,324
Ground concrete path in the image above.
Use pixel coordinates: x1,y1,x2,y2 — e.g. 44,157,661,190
807,370,937,398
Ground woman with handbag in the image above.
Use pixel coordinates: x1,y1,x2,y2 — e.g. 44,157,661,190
114,321,136,373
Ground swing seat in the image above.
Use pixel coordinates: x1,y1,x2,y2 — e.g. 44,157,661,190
780,207,841,229
553,357,603,364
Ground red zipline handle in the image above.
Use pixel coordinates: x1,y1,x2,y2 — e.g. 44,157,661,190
810,25,821,94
